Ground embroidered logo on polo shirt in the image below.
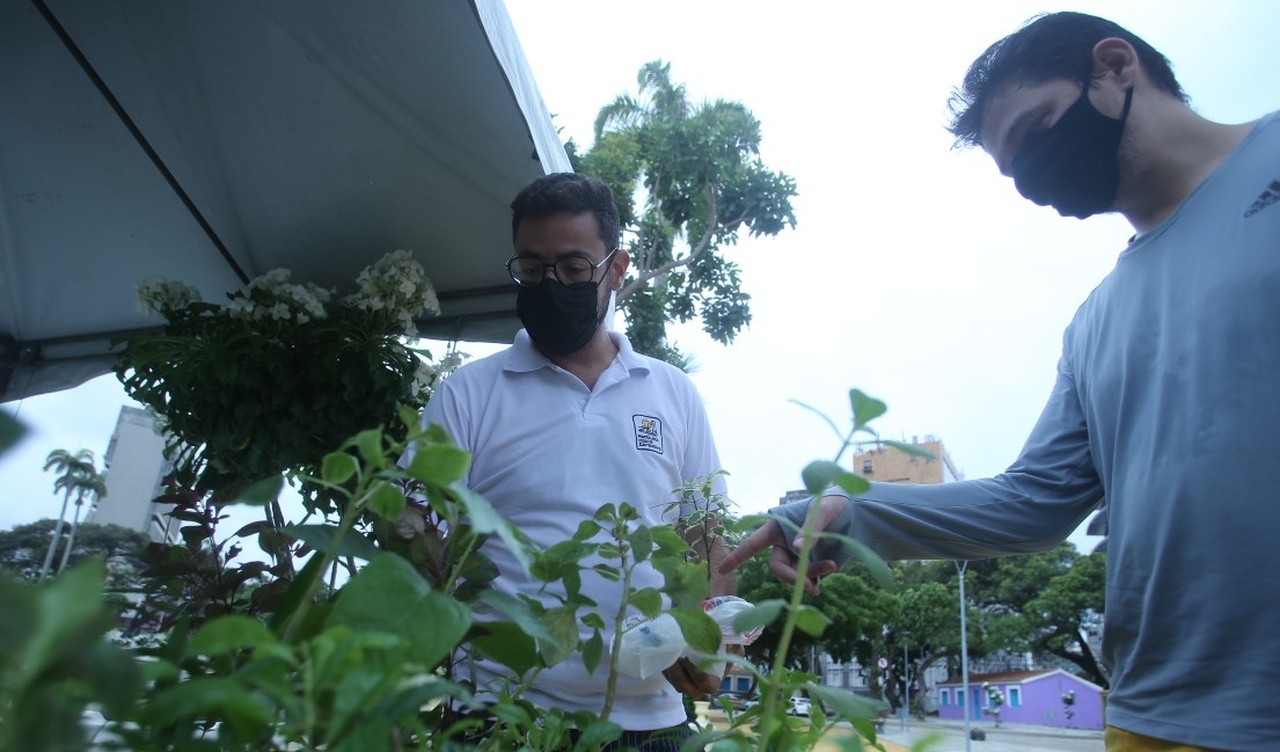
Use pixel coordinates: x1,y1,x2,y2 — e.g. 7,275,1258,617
633,415,663,454
1244,179,1280,217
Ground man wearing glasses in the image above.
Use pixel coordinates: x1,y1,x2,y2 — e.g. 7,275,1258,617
421,172,732,750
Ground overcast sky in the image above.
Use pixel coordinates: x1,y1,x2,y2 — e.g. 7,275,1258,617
4,2,1279,552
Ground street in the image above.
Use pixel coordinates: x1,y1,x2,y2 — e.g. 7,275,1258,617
873,717,1104,752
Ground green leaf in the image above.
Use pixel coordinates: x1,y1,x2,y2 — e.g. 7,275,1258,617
326,665,388,748
808,683,887,722
850,389,887,431
230,474,284,506
794,605,832,637
269,553,327,634
365,481,406,522
539,607,580,667
476,591,565,648
801,460,842,496
188,615,279,658
19,561,111,689
407,443,471,487
577,718,626,751
629,587,663,617
582,630,604,674
851,716,879,744
322,452,359,485
628,525,653,563
141,677,276,738
329,554,471,668
352,428,387,468
832,470,871,497
283,524,382,561
732,599,786,634
669,607,721,654
80,641,143,718
472,621,539,675
0,409,26,457
649,525,691,556
0,575,36,667
398,404,423,434
452,486,530,574
828,533,895,591
572,518,601,541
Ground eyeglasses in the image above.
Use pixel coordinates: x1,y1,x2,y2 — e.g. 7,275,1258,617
506,249,618,288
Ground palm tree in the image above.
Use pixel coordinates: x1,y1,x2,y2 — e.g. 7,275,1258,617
583,60,796,364
56,469,107,574
39,448,102,581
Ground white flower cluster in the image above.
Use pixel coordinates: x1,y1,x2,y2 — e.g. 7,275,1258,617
137,277,202,315
226,268,333,324
135,251,439,337
412,349,468,394
343,249,441,337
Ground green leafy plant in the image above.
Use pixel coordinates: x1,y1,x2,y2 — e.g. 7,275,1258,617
1,381,930,751
114,250,442,500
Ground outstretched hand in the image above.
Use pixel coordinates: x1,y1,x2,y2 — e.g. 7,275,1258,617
716,495,850,596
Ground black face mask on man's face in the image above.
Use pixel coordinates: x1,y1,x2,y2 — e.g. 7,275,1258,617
1011,84,1134,219
516,276,608,357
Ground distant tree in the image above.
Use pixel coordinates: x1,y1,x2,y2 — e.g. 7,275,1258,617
1,520,147,587
571,60,797,363
735,553,896,678
38,448,106,580
967,544,1109,687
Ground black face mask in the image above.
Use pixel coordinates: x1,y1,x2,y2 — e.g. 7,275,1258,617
516,277,608,357
1011,85,1134,219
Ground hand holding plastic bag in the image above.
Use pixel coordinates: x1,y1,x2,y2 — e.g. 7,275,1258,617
617,596,762,696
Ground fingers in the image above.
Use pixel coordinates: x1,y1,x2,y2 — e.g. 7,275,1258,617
768,547,839,597
662,657,721,697
790,494,850,550
808,559,839,579
717,519,785,575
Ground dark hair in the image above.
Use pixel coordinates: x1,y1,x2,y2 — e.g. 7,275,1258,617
509,172,621,251
947,12,1188,148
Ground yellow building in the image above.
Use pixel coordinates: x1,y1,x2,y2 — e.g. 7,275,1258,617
852,436,962,485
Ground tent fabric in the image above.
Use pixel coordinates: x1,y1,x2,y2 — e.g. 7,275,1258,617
1,0,571,403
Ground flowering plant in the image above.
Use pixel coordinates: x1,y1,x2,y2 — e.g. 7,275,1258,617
116,250,450,501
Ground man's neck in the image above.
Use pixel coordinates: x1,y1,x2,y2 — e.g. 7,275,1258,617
546,329,618,391
1120,103,1257,235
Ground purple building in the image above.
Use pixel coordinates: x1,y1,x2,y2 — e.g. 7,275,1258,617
936,669,1105,730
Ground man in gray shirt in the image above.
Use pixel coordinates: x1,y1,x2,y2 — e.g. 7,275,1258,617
721,13,1279,751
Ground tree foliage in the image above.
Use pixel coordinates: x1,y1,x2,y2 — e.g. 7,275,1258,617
974,545,1108,686
736,553,896,676
736,539,1108,711
571,60,797,363
0,520,149,586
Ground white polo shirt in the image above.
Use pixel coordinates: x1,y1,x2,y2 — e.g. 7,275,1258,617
421,329,728,730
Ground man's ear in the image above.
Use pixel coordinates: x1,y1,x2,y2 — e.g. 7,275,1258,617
610,250,631,291
1091,37,1139,88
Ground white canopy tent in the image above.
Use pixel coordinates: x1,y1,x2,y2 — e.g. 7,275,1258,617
1,0,570,402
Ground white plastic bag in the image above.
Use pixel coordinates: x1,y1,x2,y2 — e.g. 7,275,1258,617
616,613,686,679
617,597,764,680
681,595,763,677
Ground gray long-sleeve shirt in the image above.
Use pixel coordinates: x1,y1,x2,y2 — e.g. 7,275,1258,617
773,110,1280,750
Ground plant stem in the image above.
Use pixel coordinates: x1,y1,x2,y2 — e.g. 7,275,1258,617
601,530,632,722
282,484,363,642
755,436,856,751
755,495,823,751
